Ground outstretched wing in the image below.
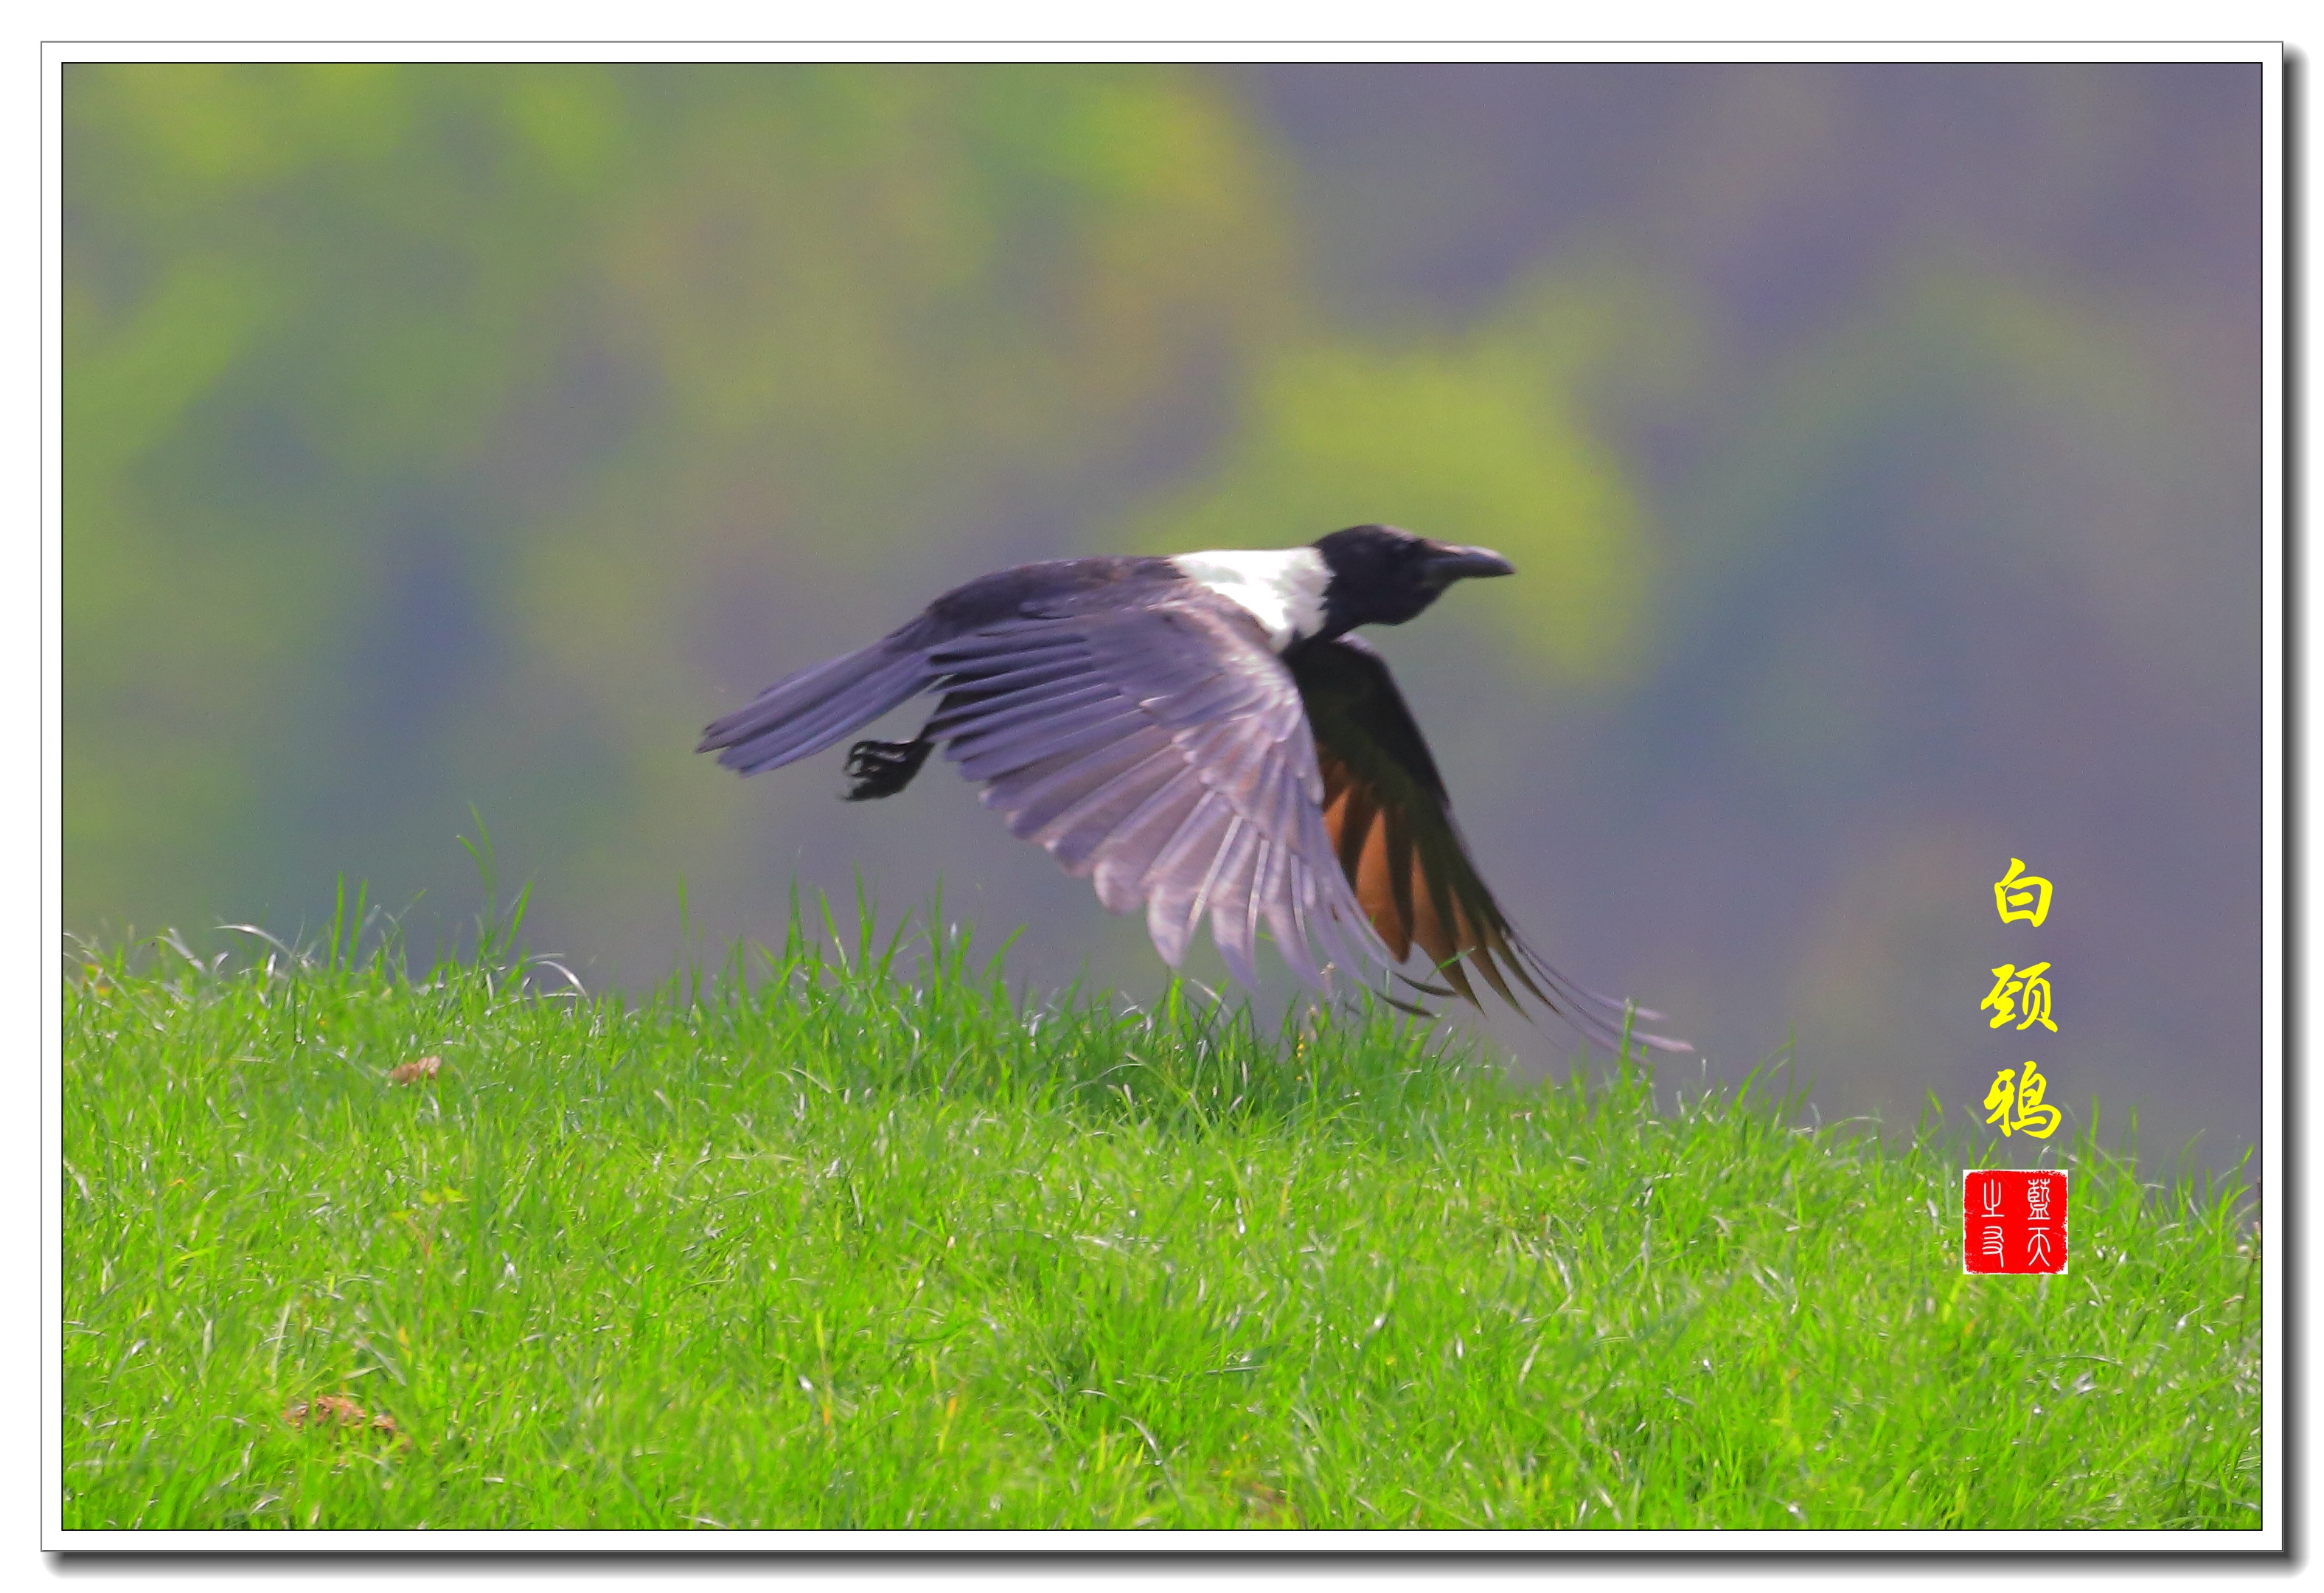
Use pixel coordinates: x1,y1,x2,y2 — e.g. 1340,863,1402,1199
1287,635,1688,1053
699,636,933,774
922,597,1387,990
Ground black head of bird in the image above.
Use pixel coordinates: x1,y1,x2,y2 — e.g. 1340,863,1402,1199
1311,524,1517,636
698,522,1685,1055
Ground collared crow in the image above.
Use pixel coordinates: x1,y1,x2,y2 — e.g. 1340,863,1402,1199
700,524,1684,1052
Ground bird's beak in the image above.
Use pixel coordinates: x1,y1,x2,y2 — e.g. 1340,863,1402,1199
1421,543,1516,583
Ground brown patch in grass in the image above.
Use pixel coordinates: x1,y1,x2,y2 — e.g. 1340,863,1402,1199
1228,1474,1299,1525
387,1055,442,1086
282,1393,403,1444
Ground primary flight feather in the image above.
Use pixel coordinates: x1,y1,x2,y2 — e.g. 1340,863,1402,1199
699,523,1685,1053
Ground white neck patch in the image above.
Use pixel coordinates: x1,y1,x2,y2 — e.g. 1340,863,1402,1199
1169,546,1330,651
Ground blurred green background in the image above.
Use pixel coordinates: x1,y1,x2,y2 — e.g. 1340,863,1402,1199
63,63,2262,1165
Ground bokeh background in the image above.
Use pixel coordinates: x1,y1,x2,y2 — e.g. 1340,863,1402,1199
63,63,2264,1167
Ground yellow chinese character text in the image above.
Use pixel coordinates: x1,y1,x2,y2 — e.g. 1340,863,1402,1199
1982,962,2057,1032
1994,858,2053,926
1982,1058,2062,1139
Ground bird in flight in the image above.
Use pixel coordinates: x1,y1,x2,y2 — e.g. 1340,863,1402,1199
700,524,1683,1052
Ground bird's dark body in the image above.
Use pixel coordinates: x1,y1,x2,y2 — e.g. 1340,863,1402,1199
699,527,1683,1052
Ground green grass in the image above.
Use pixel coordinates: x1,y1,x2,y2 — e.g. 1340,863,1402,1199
62,897,2261,1531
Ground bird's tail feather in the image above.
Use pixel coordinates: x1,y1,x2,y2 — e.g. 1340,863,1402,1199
698,642,933,774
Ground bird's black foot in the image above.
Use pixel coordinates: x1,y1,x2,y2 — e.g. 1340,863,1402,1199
842,736,933,801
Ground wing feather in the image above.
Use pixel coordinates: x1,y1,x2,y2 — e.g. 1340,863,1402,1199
1290,635,1687,1052
699,644,935,773
709,572,1402,1000
920,597,1393,988
931,679,1118,743
1089,777,1211,912
1144,792,1234,966
1036,750,1186,864
950,704,1149,780
1201,819,1263,987
991,727,1177,838
1003,725,1180,837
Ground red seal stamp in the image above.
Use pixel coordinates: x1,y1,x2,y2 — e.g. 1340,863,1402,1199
1963,1168,2069,1274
